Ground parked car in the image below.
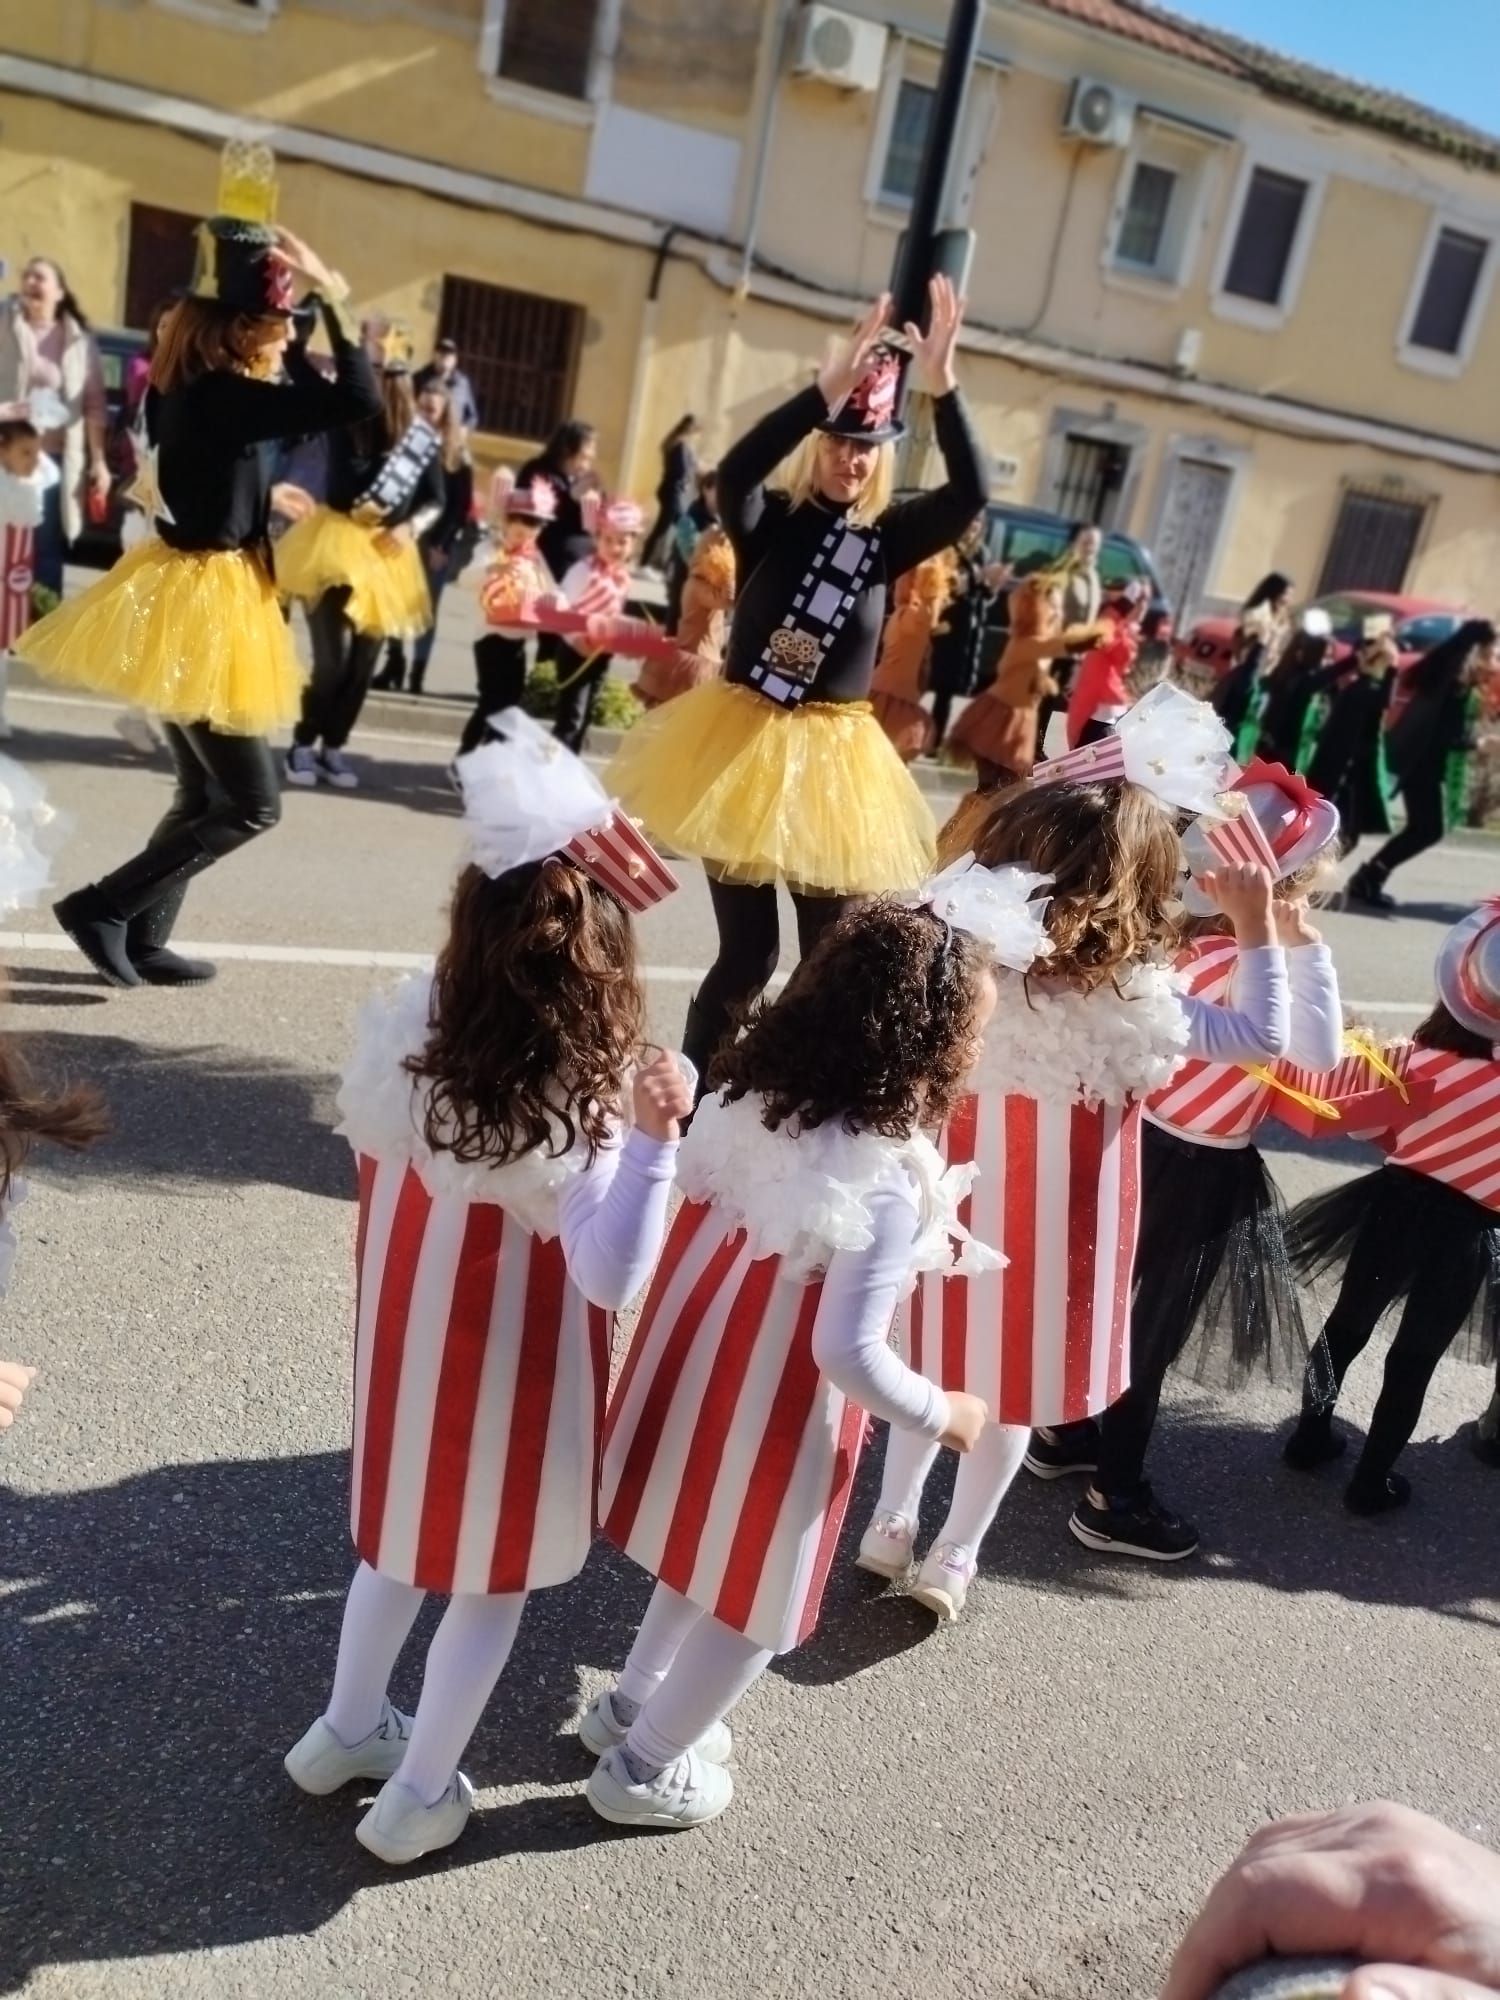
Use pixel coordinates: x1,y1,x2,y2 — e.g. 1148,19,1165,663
1174,589,1468,686
974,503,1167,683
73,326,149,569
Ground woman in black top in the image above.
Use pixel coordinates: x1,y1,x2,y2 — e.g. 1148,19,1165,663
516,419,598,581
1304,628,1397,850
17,216,379,987
278,328,445,787
607,279,988,1084
645,413,700,570
1347,619,1498,910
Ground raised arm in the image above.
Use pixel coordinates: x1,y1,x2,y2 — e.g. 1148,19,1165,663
207,292,380,446
810,1180,952,1437
1182,944,1290,1063
1278,903,1344,1070
881,390,989,576
716,385,827,544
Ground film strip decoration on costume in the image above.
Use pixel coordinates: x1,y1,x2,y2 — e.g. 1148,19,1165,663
748,522,883,710
352,417,442,523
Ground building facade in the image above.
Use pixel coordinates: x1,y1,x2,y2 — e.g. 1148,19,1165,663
3,0,1499,618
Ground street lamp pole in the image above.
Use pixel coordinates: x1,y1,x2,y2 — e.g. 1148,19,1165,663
888,0,985,330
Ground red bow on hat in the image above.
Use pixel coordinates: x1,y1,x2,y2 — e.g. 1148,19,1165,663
848,352,899,428
1236,757,1321,813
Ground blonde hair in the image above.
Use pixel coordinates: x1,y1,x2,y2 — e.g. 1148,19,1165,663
779,433,894,529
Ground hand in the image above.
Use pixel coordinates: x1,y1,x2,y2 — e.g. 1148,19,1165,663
375,523,413,556
938,1390,989,1453
270,481,315,523
89,459,111,499
1199,863,1275,948
982,561,1013,592
0,1360,36,1430
1274,899,1322,948
632,1051,693,1142
906,273,966,395
1159,1803,1500,2000
270,227,337,297
817,294,893,415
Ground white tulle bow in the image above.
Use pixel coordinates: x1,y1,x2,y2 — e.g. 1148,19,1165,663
455,709,611,879
1032,681,1233,819
914,855,1054,971
0,754,65,919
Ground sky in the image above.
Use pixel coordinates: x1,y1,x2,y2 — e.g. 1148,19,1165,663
1168,0,1500,140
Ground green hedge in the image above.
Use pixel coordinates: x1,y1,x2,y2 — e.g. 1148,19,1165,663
522,661,643,732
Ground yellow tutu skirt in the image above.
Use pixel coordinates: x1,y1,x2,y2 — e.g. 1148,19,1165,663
13,537,302,736
605,680,937,894
275,507,432,640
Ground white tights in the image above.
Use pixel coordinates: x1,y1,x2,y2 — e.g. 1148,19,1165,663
614,1580,772,1773
876,1420,1031,1555
324,1560,527,1806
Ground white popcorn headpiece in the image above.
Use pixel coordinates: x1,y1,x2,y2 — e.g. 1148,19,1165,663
1031,681,1234,820
912,855,1054,971
0,753,65,919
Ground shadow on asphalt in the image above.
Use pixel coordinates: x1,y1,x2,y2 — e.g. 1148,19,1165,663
1335,893,1470,929
15,1029,350,1198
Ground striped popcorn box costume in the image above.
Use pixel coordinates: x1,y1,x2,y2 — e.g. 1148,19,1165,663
1285,900,1500,1512
285,711,686,1867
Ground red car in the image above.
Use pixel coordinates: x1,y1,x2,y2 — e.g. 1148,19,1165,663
1175,590,1470,685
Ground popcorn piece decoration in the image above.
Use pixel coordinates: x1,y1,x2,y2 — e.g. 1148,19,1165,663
1031,681,1234,819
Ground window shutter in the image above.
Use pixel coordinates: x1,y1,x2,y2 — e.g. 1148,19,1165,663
881,80,936,204
498,0,599,99
436,276,584,440
1223,168,1308,306
1409,228,1487,355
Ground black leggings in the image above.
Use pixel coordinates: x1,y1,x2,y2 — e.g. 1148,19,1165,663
683,875,855,1086
459,634,529,757
930,690,955,748
1365,764,1445,883
551,642,612,754
95,721,281,926
295,588,382,751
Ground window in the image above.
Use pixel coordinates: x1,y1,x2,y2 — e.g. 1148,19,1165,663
879,78,935,206
1052,434,1130,531
1116,161,1176,272
436,276,583,440
125,203,197,332
1317,489,1429,595
1409,227,1488,355
496,0,599,100
1222,166,1309,306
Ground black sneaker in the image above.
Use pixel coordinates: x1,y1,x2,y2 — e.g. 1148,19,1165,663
1024,1420,1101,1480
1344,1470,1412,1516
1345,865,1395,912
1069,1484,1200,1561
1283,1416,1349,1470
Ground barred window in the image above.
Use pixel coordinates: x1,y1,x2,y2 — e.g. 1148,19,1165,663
125,202,197,332
497,0,599,99
436,275,584,440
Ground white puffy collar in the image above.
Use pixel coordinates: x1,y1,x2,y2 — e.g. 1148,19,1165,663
969,959,1189,1108
335,974,597,1239
678,1092,1001,1284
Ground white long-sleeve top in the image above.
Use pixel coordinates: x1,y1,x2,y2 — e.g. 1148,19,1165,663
557,1127,678,1310
1178,942,1291,1064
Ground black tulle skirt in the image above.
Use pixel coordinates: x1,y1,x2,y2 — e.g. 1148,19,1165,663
1131,1121,1307,1390
1287,1164,1500,1367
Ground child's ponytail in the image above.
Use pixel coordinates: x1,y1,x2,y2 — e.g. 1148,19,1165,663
0,1041,107,1195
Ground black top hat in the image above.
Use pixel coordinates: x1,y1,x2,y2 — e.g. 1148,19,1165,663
818,347,906,445
187,216,299,320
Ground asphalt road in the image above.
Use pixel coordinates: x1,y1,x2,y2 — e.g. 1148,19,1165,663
2,687,1496,2000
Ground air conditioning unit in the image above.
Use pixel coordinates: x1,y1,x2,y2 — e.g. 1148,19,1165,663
1063,76,1134,146
790,5,888,93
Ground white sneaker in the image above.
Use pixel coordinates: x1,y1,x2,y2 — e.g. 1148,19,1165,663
356,1771,474,1865
284,744,320,787
114,710,161,756
856,1509,915,1579
317,747,359,790
586,1746,733,1831
283,1700,414,1795
909,1542,977,1623
577,1690,733,1765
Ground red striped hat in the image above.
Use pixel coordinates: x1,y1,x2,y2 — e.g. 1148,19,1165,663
1185,759,1340,886
455,710,679,913
1437,900,1500,1045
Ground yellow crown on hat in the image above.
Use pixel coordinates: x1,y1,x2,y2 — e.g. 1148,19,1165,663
216,137,279,226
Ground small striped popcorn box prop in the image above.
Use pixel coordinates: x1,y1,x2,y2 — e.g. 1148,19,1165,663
1268,1042,1423,1140
565,811,679,914
1202,791,1279,872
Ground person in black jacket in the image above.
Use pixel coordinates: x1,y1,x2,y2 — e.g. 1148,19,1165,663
644,413,700,570
373,380,475,694
607,278,989,1087
927,515,1003,749
1304,626,1397,851
1347,618,1498,910
278,326,445,788
516,419,598,582
15,210,378,987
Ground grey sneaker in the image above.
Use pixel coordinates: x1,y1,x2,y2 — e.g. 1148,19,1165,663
317,747,359,790
577,1690,732,1764
910,1541,978,1622
586,1745,733,1830
356,1770,474,1864
284,744,320,788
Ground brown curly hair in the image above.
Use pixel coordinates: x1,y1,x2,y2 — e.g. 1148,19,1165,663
406,858,644,1167
0,1035,107,1198
716,900,990,1137
942,778,1180,992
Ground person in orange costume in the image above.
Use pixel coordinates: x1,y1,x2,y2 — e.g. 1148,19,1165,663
870,551,955,762
948,574,1102,787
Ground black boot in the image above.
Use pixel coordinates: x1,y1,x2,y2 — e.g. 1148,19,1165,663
53,886,141,988
1345,862,1395,911
126,880,216,986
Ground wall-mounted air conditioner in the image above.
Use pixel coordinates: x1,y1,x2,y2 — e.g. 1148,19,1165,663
791,5,888,93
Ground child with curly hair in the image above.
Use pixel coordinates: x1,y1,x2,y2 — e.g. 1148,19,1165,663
285,714,692,1865
586,870,1031,1829
859,688,1296,1619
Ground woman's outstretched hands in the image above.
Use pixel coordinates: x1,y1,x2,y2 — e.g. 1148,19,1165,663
906,273,966,396
816,295,893,417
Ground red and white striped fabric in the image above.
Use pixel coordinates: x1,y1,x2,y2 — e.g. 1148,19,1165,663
562,558,630,624
600,1200,868,1656
1202,800,1278,872
565,810,679,914
1384,1046,1500,1213
907,1090,1139,1426
1146,936,1275,1145
1,525,34,650
351,1153,610,1595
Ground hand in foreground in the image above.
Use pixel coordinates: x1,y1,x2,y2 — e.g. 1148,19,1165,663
1160,1802,1500,2000
0,1360,36,1430
89,459,112,499
270,228,338,297
375,523,414,555
906,273,966,396
632,1051,693,1142
1273,899,1322,948
270,481,316,523
816,294,893,416
1200,863,1275,948
938,1390,988,1453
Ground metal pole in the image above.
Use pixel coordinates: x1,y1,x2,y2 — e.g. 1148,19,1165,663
889,0,984,330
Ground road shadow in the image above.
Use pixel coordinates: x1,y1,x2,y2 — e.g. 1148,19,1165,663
3,1450,657,1987
1336,893,1470,928
12,1029,350,1198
